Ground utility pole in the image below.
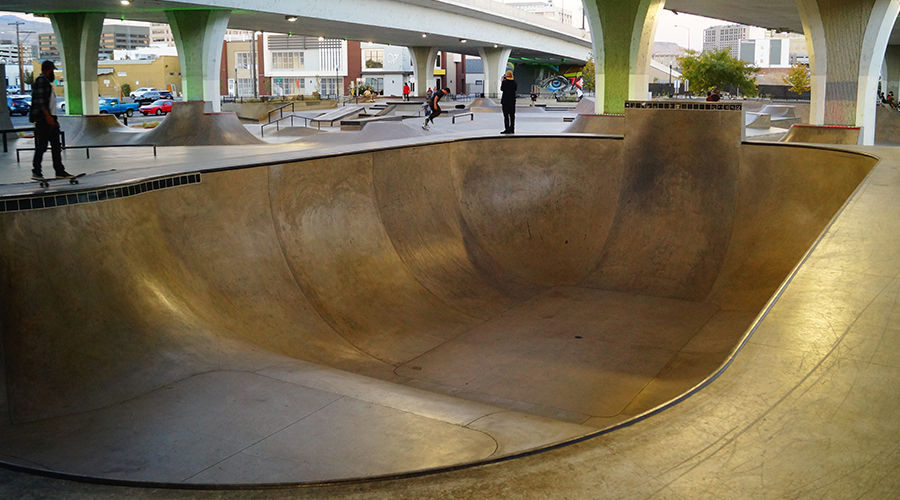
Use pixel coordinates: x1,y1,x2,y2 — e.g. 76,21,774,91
8,21,28,91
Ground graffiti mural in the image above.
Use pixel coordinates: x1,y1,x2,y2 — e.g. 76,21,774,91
513,64,584,95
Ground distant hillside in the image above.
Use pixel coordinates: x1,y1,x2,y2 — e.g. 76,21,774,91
653,41,686,55
0,14,53,45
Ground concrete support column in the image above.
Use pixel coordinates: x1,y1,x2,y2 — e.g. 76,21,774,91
582,0,664,114
0,66,12,129
796,0,900,145
49,12,105,116
409,46,438,97
477,47,511,99
166,9,230,112
883,45,900,97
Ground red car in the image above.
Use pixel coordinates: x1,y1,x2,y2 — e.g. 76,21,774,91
139,99,173,115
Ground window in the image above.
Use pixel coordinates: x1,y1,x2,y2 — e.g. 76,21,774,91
237,78,253,96
236,52,251,70
364,77,384,93
320,77,340,97
364,49,383,68
273,77,304,95
272,51,303,70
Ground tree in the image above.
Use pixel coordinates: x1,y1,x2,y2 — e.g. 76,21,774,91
120,83,131,97
782,62,810,95
23,70,34,86
582,54,595,92
676,48,760,97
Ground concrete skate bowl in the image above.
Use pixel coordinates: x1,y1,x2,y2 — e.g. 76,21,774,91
0,109,877,487
780,124,862,145
562,114,625,135
140,101,265,146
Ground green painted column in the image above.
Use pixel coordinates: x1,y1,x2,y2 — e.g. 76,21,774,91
49,12,105,116
582,0,664,114
166,9,230,111
408,46,438,97
797,0,900,144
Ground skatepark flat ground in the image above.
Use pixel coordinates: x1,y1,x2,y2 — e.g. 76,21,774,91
3,105,900,498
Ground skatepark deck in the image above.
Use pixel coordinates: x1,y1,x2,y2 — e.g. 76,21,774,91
0,106,879,487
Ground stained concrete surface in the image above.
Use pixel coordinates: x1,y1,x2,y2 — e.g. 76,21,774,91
780,123,862,144
0,106,896,497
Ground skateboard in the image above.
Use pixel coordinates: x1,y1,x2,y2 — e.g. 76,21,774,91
34,173,85,188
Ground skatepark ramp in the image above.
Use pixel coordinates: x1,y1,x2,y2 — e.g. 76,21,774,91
309,105,364,126
59,114,146,147
0,105,877,485
140,101,265,146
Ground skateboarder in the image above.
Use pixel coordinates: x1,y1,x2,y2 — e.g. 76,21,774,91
422,87,450,130
30,60,73,181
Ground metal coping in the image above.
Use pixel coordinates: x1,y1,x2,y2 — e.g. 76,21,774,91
0,173,202,214
625,101,743,111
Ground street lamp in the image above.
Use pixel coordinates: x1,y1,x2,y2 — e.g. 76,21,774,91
675,25,691,51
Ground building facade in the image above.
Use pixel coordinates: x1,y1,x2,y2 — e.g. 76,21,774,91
40,25,151,60
738,38,792,68
359,42,413,96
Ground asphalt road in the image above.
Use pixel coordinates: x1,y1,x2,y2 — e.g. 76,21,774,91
10,112,163,129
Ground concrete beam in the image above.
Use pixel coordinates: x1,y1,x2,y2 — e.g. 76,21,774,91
583,0,665,114
797,0,900,145
166,9,230,112
163,0,590,62
477,47,511,99
49,12,104,116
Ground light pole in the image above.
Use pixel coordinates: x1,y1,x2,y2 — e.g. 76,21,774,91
675,25,691,52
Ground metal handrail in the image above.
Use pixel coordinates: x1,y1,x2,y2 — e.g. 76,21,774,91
260,114,316,137
266,102,296,123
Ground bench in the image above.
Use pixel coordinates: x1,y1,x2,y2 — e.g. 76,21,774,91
1,127,66,153
17,143,156,162
452,112,474,124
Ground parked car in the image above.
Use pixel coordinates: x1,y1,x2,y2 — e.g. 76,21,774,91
98,98,139,117
139,99,173,115
7,97,29,116
158,90,174,100
6,85,20,94
129,87,159,99
57,99,66,114
135,91,163,105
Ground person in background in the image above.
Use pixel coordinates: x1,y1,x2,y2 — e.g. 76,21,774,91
30,60,73,181
403,82,410,101
500,70,517,134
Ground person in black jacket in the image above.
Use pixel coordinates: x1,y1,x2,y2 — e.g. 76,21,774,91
500,70,517,134
30,60,73,181
422,87,450,130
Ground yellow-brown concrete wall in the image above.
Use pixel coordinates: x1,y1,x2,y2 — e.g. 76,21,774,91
32,56,183,99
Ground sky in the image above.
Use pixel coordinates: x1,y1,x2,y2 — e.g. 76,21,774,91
654,10,726,51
